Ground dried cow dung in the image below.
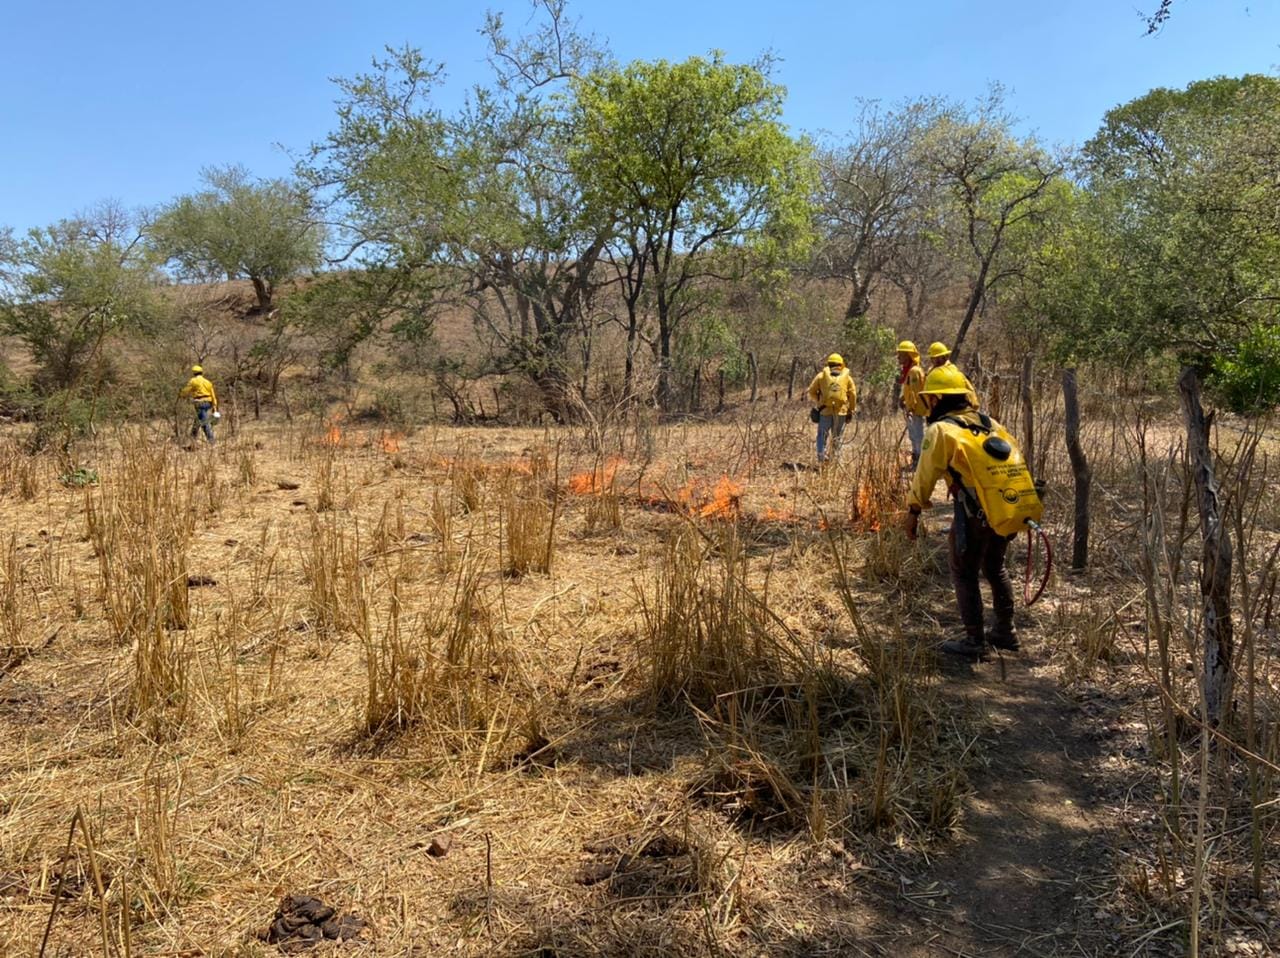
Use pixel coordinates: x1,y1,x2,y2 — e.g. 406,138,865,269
261,893,366,952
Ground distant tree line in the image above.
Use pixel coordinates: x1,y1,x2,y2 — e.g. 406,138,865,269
1,0,1277,436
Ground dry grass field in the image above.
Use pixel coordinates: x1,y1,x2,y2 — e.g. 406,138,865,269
1,398,1277,957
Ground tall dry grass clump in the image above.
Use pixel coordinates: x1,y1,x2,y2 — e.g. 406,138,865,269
83,435,195,739
301,513,368,636
87,436,195,641
501,455,559,577
0,436,41,501
360,556,526,761
129,622,191,742
0,534,24,656
638,526,819,715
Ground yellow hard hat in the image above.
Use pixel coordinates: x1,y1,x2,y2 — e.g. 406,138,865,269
191,364,204,374
927,342,951,360
825,353,844,367
896,340,918,355
920,364,972,395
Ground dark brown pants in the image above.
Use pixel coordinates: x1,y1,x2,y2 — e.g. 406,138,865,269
948,499,1015,644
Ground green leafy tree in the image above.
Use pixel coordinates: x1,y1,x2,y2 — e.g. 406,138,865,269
570,53,815,408
0,203,158,394
916,89,1063,356
302,4,614,418
1037,74,1280,396
153,164,324,312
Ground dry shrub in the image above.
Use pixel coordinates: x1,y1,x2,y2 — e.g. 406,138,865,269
585,486,623,534
133,763,183,917
0,534,23,654
235,442,257,488
201,600,281,748
638,526,819,714
429,488,456,572
128,622,190,741
360,557,526,759
87,436,194,641
451,459,484,513
1053,597,1121,683
0,437,41,501
371,496,406,558
502,468,558,577
315,447,338,512
301,513,367,636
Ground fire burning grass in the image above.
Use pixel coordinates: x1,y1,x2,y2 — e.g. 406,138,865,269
319,417,404,454
563,456,895,531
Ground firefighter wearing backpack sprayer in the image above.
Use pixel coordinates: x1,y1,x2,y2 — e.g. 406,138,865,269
904,364,1043,660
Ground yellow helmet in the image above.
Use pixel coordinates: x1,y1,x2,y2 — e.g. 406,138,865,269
927,342,951,360
825,353,844,367
191,364,204,374
920,364,972,395
896,340,918,355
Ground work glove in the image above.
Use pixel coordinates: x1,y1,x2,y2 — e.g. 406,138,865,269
844,413,853,424
904,510,919,541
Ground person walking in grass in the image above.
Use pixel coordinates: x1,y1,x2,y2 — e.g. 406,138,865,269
897,340,927,469
807,353,857,464
904,364,1030,660
180,364,219,446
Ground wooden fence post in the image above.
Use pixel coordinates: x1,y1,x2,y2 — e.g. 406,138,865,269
1178,366,1234,726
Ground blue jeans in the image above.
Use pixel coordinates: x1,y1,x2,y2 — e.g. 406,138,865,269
816,414,846,462
192,402,215,444
906,414,925,468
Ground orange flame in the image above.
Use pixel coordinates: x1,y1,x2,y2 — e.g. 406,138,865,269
758,506,798,523
853,483,882,532
568,457,623,494
323,421,343,446
698,476,743,519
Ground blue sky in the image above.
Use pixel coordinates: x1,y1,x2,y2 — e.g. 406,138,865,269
1,1,1276,234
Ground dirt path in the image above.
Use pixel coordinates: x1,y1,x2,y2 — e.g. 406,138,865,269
893,648,1116,957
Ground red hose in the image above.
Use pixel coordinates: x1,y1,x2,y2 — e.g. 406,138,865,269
1023,521,1052,606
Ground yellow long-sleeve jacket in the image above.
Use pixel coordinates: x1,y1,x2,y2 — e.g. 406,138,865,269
901,362,927,417
807,368,857,417
180,374,218,410
907,408,1016,512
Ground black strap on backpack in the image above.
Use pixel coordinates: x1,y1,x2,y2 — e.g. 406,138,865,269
940,414,991,524
941,413,992,435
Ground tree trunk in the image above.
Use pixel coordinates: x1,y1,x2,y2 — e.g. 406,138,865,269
657,322,674,410
250,276,272,313
1020,354,1035,473
1062,368,1091,572
844,270,871,321
747,351,759,403
624,311,639,400
717,369,726,412
1178,366,1234,726
952,258,991,360
787,356,800,401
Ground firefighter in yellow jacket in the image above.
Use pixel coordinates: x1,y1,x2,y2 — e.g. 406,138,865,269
904,364,1021,659
897,341,927,468
179,365,219,445
807,353,857,463
926,342,979,408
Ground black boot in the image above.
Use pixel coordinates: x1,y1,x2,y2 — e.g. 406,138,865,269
940,627,986,661
988,625,1020,652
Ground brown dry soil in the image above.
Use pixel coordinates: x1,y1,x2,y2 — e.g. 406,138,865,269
892,649,1114,958
5,412,1274,957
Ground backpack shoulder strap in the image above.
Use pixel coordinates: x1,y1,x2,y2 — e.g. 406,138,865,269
941,415,990,436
